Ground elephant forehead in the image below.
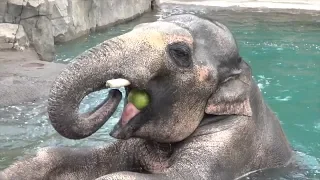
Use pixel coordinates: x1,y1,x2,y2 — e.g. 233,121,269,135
126,21,194,49
120,30,193,53
118,30,165,50
164,34,193,46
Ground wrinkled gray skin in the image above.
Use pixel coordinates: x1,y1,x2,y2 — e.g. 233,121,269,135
0,14,294,180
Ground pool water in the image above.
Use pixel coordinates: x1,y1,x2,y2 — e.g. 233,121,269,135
1,5,319,179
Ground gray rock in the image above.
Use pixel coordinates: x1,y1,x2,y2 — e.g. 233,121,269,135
20,0,54,19
32,16,55,62
151,0,160,10
20,16,55,62
14,23,30,50
4,13,14,23
0,23,29,50
3,0,153,60
7,0,24,18
37,0,55,16
51,0,68,19
54,0,152,42
19,17,37,42
90,0,151,28
49,0,72,41
66,0,95,40
51,16,71,41
0,0,8,23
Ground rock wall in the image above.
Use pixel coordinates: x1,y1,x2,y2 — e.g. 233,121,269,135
0,0,7,22
0,0,153,61
0,23,29,50
52,0,152,42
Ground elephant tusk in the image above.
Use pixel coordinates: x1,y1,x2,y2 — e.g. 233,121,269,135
106,78,131,88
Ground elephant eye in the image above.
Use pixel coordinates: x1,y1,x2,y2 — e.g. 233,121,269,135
167,42,192,68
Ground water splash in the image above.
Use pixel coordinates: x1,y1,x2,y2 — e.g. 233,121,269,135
275,96,292,102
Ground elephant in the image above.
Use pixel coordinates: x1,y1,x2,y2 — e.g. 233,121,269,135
0,14,294,180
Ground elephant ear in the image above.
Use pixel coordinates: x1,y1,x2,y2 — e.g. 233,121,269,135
205,62,252,117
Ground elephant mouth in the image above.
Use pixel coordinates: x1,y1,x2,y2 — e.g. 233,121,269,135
121,86,145,126
107,81,151,140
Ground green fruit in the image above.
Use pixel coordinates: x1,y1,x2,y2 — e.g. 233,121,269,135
128,89,150,110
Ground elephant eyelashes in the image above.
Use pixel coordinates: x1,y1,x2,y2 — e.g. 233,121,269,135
167,42,192,68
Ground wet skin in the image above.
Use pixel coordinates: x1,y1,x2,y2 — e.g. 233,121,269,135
0,14,293,180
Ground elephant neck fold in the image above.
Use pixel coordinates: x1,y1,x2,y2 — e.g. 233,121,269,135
199,114,230,127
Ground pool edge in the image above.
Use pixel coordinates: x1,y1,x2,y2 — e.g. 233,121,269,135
159,0,320,14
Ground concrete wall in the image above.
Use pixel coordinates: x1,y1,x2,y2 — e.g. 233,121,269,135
0,0,153,61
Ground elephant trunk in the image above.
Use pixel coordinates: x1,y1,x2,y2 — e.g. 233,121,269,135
47,31,163,139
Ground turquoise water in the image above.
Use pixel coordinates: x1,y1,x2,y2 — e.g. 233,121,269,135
1,6,319,179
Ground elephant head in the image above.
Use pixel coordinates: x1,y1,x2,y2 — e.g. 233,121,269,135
48,14,253,143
